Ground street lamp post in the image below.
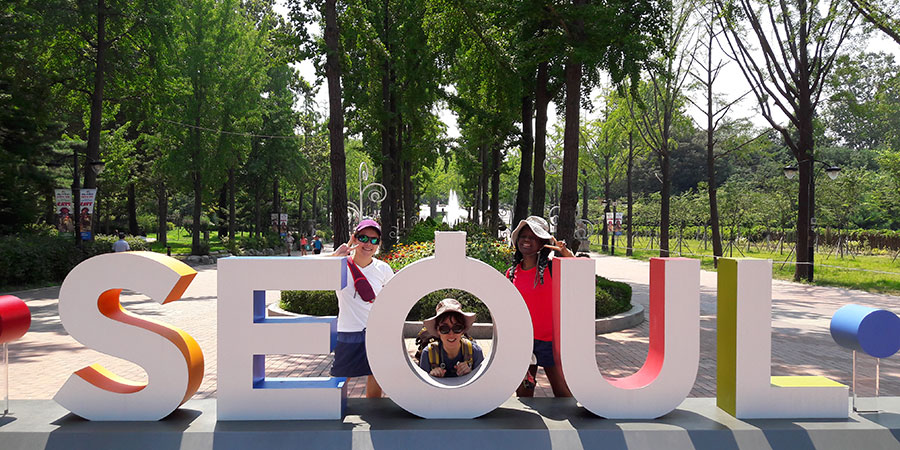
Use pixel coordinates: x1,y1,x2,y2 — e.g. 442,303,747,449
347,161,386,223
783,161,840,282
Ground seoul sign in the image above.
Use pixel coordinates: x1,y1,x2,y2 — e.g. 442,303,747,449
53,232,849,421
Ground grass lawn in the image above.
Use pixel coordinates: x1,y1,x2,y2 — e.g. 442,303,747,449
590,235,900,296
145,227,228,254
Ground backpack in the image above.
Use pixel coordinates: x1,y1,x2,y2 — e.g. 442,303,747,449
414,326,475,369
426,338,474,369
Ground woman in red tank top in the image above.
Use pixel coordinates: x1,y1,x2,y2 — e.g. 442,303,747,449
506,216,573,398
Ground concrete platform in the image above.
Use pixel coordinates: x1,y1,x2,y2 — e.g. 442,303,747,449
1,398,899,449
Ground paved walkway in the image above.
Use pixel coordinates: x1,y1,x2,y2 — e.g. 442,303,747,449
5,253,899,400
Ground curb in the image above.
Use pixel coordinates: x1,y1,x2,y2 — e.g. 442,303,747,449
267,303,644,339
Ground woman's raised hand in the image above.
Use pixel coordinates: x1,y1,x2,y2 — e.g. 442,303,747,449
332,242,359,257
544,237,574,257
455,361,472,376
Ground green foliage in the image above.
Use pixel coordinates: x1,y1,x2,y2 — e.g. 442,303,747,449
281,276,631,322
236,233,283,252
137,214,156,234
595,276,633,318
400,217,449,245
0,231,149,288
280,290,338,316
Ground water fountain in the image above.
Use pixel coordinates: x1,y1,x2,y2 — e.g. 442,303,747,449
442,190,467,225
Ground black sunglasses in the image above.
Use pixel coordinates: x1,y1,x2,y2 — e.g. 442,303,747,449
438,324,465,335
356,234,380,244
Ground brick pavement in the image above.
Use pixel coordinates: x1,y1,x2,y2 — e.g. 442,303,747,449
5,253,898,401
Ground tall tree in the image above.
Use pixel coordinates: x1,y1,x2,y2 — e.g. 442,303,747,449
845,0,900,44
554,0,669,245
627,0,697,257
716,0,858,280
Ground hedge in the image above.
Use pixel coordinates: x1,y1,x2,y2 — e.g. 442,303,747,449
280,275,632,322
0,232,150,288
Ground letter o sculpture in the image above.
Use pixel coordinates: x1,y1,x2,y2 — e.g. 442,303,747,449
367,232,533,418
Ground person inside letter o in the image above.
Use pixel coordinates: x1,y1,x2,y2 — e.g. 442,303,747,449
507,216,573,397
419,299,484,378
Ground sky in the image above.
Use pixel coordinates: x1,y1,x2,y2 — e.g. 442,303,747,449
273,2,900,144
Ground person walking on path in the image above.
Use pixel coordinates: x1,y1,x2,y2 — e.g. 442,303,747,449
329,219,394,398
507,215,574,398
112,233,130,252
313,235,323,254
300,235,308,256
285,232,295,256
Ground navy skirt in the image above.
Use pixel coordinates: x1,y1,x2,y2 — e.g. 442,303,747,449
330,330,373,377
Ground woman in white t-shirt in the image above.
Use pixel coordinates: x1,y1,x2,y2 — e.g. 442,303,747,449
329,219,394,398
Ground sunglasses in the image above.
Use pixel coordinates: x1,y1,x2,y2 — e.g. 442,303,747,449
438,324,465,335
356,234,380,245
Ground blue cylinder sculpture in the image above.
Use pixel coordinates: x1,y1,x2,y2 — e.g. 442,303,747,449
830,304,900,358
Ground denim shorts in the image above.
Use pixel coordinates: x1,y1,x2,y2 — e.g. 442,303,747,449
532,339,556,367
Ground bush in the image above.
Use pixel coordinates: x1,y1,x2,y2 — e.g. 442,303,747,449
280,290,338,315
137,214,156,235
0,232,150,288
220,236,241,255
400,217,450,244
595,276,632,317
280,276,631,322
237,233,283,252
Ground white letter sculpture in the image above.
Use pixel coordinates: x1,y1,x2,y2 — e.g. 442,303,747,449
557,257,700,419
367,232,533,418
218,256,348,420
55,252,204,421
716,258,848,418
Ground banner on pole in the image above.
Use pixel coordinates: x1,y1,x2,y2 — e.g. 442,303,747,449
79,189,96,240
606,212,623,236
55,189,75,234
271,213,288,235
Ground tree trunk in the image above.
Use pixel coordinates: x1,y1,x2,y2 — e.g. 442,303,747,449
379,79,396,250
273,178,281,223
602,155,610,252
581,171,588,220
156,182,167,246
298,190,304,230
513,94,534,226
228,168,235,239
84,0,106,190
324,0,349,245
473,179,481,225
626,132,634,256
557,59,581,246
480,145,490,226
659,151,671,257
218,182,227,236
531,62,549,217
490,145,501,237
127,182,137,235
311,184,319,231
191,171,202,254
403,159,415,227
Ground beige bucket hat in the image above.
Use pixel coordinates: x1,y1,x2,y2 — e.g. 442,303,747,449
423,299,477,337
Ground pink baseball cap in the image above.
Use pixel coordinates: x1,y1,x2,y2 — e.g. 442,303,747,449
355,219,382,235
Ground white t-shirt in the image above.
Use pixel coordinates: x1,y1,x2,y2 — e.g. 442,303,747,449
336,257,394,332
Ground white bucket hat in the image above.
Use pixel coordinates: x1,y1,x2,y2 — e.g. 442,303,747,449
510,216,552,247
